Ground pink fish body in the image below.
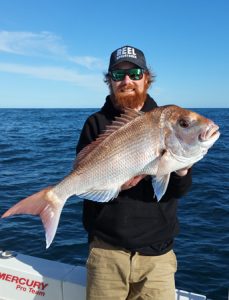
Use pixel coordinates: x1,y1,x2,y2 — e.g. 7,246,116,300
2,105,220,248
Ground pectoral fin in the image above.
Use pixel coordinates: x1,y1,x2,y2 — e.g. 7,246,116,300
152,174,171,201
157,150,192,177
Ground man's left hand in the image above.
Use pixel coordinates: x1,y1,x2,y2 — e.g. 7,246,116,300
175,165,192,176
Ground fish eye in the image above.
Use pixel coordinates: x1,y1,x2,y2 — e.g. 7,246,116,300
179,119,190,128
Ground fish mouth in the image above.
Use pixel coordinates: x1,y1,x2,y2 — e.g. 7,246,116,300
199,124,220,142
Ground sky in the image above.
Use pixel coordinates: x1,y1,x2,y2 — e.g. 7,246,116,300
0,0,228,108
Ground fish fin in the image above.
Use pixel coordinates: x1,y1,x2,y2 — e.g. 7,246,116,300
78,187,121,202
157,150,197,177
74,109,143,167
142,158,160,175
2,186,64,249
152,174,171,201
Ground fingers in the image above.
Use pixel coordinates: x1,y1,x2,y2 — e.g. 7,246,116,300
175,165,193,176
121,175,146,190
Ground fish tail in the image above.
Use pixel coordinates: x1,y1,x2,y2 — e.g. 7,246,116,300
2,186,64,249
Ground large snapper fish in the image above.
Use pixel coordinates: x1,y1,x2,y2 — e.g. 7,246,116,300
2,105,220,248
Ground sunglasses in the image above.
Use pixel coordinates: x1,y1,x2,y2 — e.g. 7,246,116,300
109,68,144,81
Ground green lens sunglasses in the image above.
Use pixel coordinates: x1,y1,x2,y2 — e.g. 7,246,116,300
109,68,144,81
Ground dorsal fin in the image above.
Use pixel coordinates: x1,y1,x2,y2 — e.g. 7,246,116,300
74,108,143,167
104,108,143,134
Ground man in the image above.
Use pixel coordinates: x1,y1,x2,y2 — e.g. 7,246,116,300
76,45,192,300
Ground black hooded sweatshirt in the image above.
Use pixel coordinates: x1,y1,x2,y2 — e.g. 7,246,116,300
76,95,192,255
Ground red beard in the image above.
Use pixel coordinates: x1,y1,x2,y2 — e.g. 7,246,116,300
111,84,148,110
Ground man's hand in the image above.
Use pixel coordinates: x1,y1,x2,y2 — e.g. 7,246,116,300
175,165,192,177
121,175,146,190
121,165,192,191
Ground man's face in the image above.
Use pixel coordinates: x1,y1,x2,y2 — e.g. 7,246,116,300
109,62,149,110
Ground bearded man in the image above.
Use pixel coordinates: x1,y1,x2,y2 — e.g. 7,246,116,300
76,45,192,300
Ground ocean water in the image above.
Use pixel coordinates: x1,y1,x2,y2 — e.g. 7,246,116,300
0,108,228,300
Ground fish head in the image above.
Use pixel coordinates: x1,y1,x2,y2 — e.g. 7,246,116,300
161,105,220,162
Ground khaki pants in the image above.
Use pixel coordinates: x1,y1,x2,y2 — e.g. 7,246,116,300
86,237,177,300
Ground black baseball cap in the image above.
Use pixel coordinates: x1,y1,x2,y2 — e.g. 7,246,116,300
108,45,148,71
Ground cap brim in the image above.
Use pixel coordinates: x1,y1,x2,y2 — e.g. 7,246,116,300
109,57,147,71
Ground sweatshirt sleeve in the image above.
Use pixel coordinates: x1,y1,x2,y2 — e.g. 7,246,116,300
76,115,100,155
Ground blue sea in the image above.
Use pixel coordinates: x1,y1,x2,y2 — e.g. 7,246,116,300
0,108,228,300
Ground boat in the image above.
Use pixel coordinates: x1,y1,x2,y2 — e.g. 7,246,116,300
0,250,208,299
